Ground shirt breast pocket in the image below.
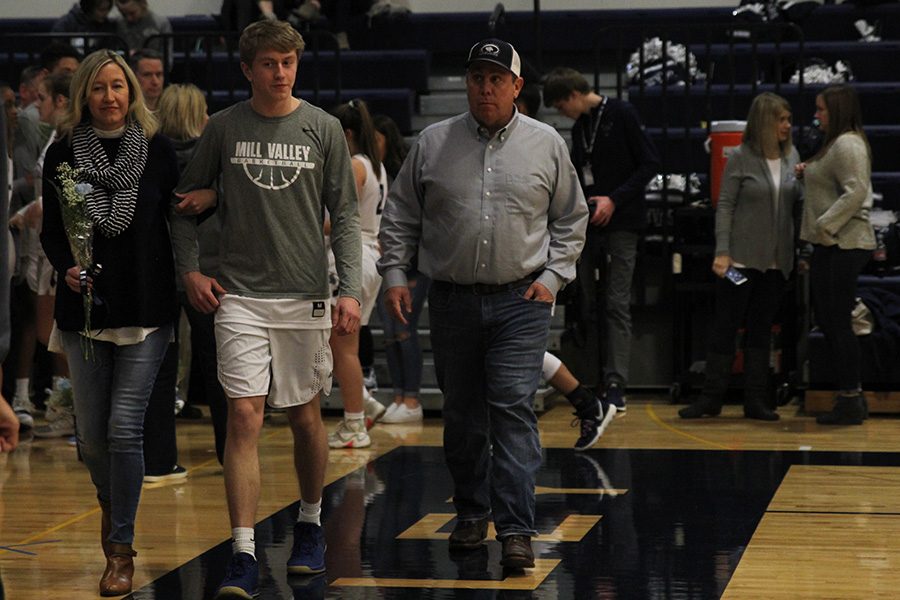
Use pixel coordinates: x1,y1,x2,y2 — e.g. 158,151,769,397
505,173,544,216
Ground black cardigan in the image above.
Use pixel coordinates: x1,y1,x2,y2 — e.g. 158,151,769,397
40,133,179,332
572,97,661,233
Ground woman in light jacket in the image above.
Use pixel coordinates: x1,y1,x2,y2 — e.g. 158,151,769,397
796,84,875,425
680,92,801,420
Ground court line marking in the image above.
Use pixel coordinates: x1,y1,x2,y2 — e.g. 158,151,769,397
0,540,63,556
397,513,601,542
645,403,736,450
767,509,900,516
332,559,561,590
0,427,283,556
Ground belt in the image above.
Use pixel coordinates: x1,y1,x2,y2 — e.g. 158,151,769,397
433,275,537,296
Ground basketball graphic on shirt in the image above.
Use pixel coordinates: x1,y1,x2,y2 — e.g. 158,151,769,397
230,141,316,190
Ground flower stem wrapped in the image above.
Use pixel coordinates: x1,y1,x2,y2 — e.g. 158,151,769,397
56,162,96,357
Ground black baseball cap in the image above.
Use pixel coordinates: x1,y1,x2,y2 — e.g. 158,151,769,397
465,38,521,77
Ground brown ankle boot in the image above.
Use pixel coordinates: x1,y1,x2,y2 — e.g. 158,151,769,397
100,543,136,596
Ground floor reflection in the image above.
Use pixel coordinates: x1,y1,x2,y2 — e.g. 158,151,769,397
131,447,900,599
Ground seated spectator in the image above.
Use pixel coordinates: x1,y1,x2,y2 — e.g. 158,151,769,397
52,0,118,52
130,49,164,111
40,42,83,76
219,0,286,34
114,0,172,56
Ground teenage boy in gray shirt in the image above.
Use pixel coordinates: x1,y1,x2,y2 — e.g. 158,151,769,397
170,20,361,599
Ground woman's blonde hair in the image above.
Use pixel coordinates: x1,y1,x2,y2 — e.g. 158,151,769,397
157,83,207,141
742,92,793,158
59,49,157,139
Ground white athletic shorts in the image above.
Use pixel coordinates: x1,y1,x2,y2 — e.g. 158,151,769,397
328,241,382,326
215,296,333,408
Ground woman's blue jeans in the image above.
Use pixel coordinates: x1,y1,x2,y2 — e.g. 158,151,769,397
378,275,431,397
61,324,172,545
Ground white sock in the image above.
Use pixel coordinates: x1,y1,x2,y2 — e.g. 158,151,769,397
298,500,322,526
344,410,364,422
231,527,255,559
15,378,29,400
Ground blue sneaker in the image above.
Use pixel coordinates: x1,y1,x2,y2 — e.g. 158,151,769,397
288,522,326,575
602,382,627,416
215,552,258,599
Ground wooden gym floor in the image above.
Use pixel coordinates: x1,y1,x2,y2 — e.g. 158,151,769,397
2,395,900,599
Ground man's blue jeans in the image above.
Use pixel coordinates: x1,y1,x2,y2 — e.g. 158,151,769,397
61,325,172,545
429,282,551,538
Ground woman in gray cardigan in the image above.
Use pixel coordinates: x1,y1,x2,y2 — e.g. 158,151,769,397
680,93,801,420
796,84,875,425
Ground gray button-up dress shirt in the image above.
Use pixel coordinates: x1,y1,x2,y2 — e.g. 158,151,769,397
378,110,587,297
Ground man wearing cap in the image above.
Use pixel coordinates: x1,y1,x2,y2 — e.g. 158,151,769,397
378,38,587,569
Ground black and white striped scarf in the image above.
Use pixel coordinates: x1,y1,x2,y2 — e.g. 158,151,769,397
72,122,149,237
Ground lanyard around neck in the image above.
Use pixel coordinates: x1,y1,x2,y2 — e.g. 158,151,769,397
582,96,607,156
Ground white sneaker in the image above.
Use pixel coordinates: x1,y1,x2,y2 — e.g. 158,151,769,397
328,419,371,449
33,407,75,438
381,403,423,424
12,395,35,429
382,403,400,421
364,395,387,429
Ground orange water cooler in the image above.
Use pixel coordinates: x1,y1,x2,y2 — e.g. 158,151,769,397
707,120,746,206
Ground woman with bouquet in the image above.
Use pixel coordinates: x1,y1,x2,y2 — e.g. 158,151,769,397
40,49,178,596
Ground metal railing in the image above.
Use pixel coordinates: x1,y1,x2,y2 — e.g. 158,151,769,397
0,32,129,86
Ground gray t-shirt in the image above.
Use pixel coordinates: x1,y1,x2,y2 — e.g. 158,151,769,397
171,100,361,302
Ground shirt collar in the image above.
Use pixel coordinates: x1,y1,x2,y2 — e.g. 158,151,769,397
466,106,520,143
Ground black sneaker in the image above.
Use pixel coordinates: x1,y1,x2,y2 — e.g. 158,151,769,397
215,552,258,599
143,464,188,484
602,382,627,415
572,401,616,451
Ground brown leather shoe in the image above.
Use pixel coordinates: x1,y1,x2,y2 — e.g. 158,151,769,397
100,543,136,597
448,517,489,551
500,535,534,569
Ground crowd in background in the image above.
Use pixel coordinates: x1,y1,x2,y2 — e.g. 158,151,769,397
0,2,880,597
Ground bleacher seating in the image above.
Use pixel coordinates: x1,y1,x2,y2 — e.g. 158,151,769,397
4,3,900,400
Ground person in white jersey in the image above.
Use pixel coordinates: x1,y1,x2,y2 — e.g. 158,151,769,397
326,98,389,448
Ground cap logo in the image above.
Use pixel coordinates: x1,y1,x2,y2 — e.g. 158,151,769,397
481,43,500,56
